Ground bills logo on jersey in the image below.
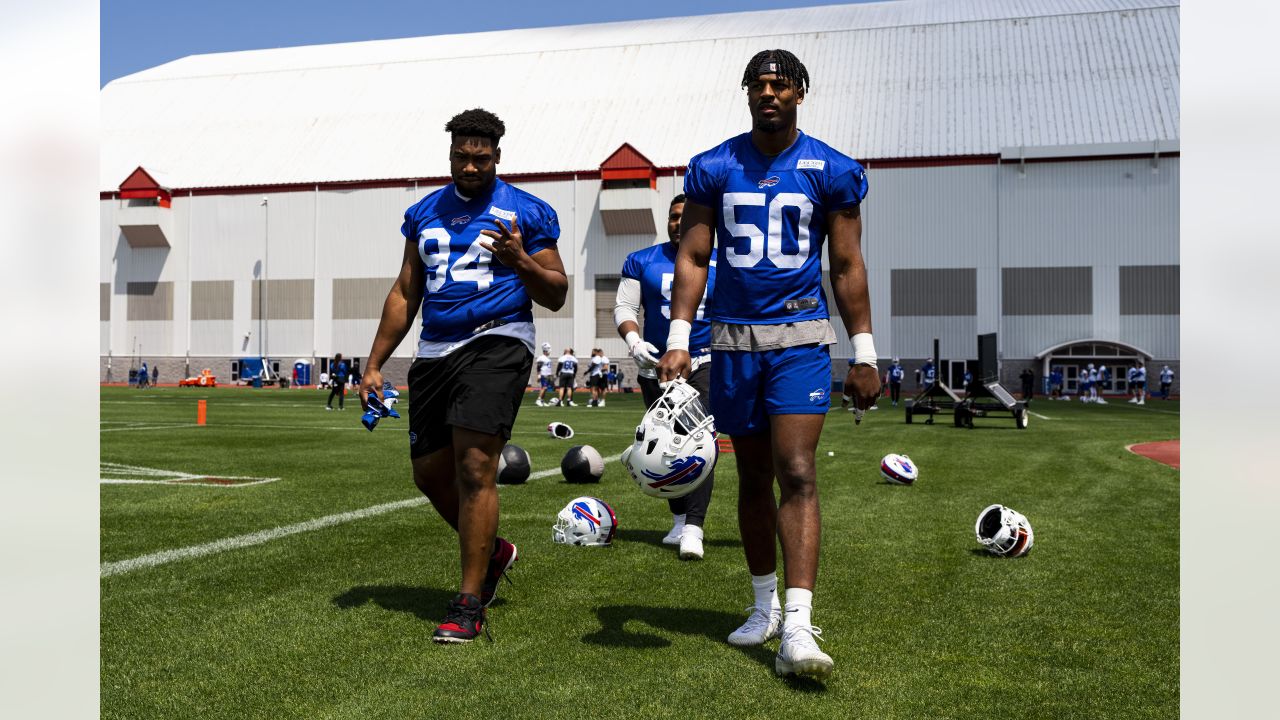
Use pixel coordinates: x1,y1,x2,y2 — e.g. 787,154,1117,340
641,455,707,489
572,502,601,531
757,176,780,188
450,215,471,226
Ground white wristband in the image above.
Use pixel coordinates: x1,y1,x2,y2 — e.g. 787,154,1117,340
666,319,692,351
624,330,641,349
852,332,877,366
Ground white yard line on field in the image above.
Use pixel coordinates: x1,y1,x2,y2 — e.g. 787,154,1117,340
100,454,622,578
1025,409,1053,420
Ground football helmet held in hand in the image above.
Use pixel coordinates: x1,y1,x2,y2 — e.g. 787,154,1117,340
624,377,717,499
552,496,617,547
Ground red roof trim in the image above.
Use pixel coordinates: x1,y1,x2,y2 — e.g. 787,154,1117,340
97,152,1178,198
119,166,167,192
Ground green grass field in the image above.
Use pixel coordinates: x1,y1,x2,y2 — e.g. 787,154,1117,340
101,386,1179,719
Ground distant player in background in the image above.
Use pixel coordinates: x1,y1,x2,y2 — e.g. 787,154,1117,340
137,360,149,389
1160,364,1174,399
556,348,578,406
534,342,555,406
1094,364,1108,404
1050,366,1065,400
326,353,349,410
1020,366,1035,403
359,108,568,643
616,193,718,560
920,358,937,391
1079,364,1093,402
1132,361,1148,405
658,49,878,679
887,358,905,406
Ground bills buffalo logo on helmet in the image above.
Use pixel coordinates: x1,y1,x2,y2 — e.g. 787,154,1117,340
571,501,600,531
641,455,708,490
757,176,780,188
450,215,471,226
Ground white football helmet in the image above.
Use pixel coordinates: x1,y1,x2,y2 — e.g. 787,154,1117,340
975,504,1035,557
547,422,574,439
623,378,718,499
552,496,617,547
880,453,918,485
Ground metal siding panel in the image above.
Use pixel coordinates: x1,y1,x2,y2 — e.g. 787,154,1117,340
1002,267,1093,315
890,316,978,361
864,164,997,270
190,320,233,356
1118,315,1178,358
533,276,576,319
252,279,314,320
1000,315,1095,358
594,276,622,339
332,278,395,320
890,269,978,316
190,280,234,320
1119,264,1179,314
100,283,110,321
126,281,174,321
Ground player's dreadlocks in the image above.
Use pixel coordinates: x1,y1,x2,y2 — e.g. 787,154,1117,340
741,50,810,94
444,108,506,146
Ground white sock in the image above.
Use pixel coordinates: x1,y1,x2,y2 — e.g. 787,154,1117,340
785,588,813,628
751,573,780,611
671,513,686,530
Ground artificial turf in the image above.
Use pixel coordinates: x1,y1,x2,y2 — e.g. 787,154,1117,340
101,386,1179,719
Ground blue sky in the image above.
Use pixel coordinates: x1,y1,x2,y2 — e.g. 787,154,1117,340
101,0,883,87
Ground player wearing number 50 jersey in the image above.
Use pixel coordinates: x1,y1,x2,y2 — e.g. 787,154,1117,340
658,50,881,681
615,194,718,561
359,108,568,645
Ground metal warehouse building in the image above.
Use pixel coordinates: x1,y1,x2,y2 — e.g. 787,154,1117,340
100,0,1179,393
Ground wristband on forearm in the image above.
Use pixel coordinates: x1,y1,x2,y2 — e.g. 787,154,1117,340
666,319,692,351
852,332,878,366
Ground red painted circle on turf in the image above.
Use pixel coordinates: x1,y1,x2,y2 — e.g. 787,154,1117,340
1129,440,1179,469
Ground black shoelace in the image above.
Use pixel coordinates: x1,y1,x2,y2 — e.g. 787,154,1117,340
443,599,492,641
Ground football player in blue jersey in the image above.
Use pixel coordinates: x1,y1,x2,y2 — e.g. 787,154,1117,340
615,194,718,560
657,50,880,680
359,108,568,644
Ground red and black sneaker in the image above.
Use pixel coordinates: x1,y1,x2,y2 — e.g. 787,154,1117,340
480,537,518,608
432,593,488,644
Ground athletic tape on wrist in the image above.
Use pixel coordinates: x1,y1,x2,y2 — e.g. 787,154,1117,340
666,319,692,351
624,331,641,350
852,332,877,366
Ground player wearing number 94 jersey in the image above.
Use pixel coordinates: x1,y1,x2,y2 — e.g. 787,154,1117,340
360,108,568,645
657,49,881,681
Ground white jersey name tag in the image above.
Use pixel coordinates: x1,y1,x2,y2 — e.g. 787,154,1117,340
796,159,826,170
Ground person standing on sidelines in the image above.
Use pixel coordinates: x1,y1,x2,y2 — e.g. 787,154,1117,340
359,108,568,643
138,360,149,389
615,193,718,560
326,353,349,410
1132,360,1148,405
534,342,555,406
886,358,905,407
920,358,937,391
658,49,879,679
1020,366,1035,403
555,348,578,407
1160,364,1175,399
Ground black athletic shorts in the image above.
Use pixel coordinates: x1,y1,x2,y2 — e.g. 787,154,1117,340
407,335,533,458
558,374,575,389
592,375,608,390
638,362,712,408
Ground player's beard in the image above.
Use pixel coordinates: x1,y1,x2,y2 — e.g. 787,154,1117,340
753,114,786,133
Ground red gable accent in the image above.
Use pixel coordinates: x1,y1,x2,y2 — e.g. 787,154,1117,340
119,167,171,206
600,143,656,171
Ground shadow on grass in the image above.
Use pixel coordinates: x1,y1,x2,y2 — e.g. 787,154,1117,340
332,585,473,621
583,604,828,691
620,529,742,549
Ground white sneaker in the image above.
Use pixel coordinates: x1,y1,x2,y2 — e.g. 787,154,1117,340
1096,398,1107,405
727,606,783,647
868,404,878,411
662,523,684,546
775,623,834,679
568,401,577,407
1137,399,1145,405
598,400,606,407
535,399,544,407
678,526,704,561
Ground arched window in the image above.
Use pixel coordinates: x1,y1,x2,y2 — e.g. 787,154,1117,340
1036,339,1152,394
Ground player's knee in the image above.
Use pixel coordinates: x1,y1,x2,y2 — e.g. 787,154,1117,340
775,457,817,493
454,450,496,493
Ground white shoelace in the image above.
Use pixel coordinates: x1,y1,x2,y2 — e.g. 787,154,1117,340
783,623,825,645
737,605,780,633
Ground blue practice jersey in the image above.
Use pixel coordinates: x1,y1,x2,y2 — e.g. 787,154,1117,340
621,241,716,356
889,364,905,382
400,179,559,344
683,130,868,325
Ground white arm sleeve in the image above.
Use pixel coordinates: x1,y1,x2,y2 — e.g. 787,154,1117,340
613,277,642,328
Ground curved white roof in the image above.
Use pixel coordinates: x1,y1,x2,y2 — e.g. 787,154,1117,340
101,0,1179,190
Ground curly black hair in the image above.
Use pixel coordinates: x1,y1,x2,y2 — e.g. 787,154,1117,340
444,108,506,146
741,50,810,94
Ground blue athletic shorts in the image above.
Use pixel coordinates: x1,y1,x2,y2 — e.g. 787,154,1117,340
710,344,832,436
540,376,554,390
